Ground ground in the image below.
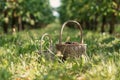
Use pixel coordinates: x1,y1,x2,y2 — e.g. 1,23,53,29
0,22,120,80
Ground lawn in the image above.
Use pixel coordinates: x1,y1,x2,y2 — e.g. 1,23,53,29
0,22,120,80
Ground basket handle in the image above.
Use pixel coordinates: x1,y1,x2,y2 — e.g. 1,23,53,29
59,20,83,44
40,33,53,53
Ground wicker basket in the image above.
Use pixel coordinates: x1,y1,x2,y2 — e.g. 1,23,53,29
56,20,87,59
40,33,54,60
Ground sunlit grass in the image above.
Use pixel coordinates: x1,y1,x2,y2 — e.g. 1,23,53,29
0,23,120,80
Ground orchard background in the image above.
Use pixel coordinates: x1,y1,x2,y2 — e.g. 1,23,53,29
0,0,120,80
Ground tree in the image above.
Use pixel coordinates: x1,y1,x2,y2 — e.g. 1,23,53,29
58,0,120,33
0,0,54,33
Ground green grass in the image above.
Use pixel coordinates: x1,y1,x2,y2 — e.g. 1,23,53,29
0,22,120,80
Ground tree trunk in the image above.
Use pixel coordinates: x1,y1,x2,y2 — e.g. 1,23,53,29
3,24,8,33
109,14,115,34
101,16,106,33
22,21,25,30
18,16,22,31
11,15,16,32
3,10,8,33
93,14,98,31
109,22,114,34
85,21,90,30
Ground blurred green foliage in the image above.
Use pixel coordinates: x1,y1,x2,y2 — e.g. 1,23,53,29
58,0,120,23
0,0,54,33
58,0,120,31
